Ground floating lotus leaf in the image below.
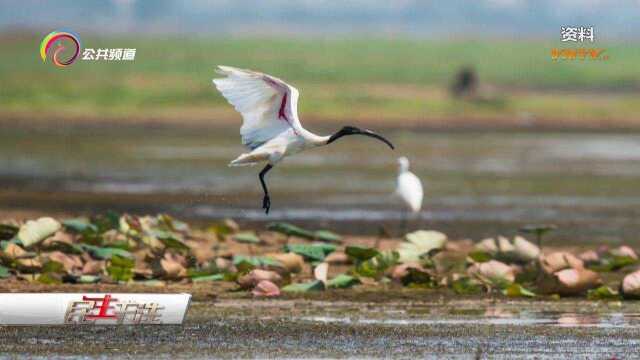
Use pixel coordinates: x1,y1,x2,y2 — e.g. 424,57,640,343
18,217,61,248
502,283,535,297
282,280,325,293
354,250,399,279
284,244,336,262
233,255,284,273
345,245,380,262
192,273,225,282
587,285,620,300
107,255,135,282
77,275,101,284
233,232,261,244
313,230,342,243
62,218,98,234
398,230,447,263
267,222,314,239
451,276,482,295
0,265,10,279
327,274,360,289
80,244,133,260
154,230,190,252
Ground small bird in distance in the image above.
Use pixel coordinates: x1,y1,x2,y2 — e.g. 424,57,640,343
395,156,423,234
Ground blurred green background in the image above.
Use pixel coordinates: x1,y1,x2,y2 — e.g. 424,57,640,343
2,35,639,127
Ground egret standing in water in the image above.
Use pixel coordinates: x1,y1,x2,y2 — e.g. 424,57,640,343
212,66,394,214
395,157,423,234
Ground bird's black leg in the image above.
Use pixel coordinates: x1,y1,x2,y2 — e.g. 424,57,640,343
399,211,408,237
259,164,273,214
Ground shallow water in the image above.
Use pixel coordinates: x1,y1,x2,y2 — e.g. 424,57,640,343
2,126,640,243
1,299,639,358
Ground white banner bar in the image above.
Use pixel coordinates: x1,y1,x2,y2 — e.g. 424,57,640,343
0,293,191,325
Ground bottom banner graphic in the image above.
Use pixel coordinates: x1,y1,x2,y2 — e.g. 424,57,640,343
0,293,191,325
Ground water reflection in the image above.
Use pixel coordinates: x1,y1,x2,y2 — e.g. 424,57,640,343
3,128,640,240
279,303,640,328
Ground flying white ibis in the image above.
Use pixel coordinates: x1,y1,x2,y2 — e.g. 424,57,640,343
212,66,394,214
395,156,423,233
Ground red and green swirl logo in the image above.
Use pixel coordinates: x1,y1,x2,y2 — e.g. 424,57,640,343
40,30,81,67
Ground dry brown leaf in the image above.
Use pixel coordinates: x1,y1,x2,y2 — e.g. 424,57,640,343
468,260,515,284
578,250,600,264
134,263,154,278
214,257,235,272
16,258,42,272
223,218,240,233
512,236,540,262
252,280,281,297
186,240,216,265
539,268,601,295
540,252,584,274
391,262,434,283
238,269,283,289
497,236,515,253
46,251,83,273
610,245,638,260
266,252,305,273
622,269,640,297
2,242,32,259
444,239,473,253
82,260,105,275
42,231,76,246
474,238,499,254
160,253,187,279
324,251,350,265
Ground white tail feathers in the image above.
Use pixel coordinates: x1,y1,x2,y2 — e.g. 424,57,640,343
228,152,265,166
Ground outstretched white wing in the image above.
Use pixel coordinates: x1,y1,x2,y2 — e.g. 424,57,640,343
212,65,303,149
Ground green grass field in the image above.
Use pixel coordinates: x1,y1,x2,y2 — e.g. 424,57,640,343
2,34,640,125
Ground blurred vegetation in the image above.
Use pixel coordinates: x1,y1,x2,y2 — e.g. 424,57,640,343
2,34,640,123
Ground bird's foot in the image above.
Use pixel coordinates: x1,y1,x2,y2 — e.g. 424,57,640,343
262,195,271,214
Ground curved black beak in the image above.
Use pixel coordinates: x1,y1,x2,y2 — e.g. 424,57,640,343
327,126,395,149
358,129,395,149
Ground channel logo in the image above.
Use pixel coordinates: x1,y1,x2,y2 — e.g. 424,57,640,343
39,30,82,68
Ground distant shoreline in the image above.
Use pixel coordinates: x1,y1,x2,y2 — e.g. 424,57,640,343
3,112,640,133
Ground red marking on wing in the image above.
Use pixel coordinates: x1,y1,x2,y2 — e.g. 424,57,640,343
278,93,288,121
262,75,297,134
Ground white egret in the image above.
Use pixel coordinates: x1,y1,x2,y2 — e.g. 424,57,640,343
395,156,423,233
212,66,394,214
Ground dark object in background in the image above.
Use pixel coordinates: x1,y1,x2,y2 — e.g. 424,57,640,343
451,66,478,98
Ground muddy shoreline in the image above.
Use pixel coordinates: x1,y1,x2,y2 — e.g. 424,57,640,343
5,112,640,134
1,298,638,358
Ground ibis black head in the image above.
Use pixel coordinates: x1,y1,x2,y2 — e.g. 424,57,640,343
327,126,394,149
